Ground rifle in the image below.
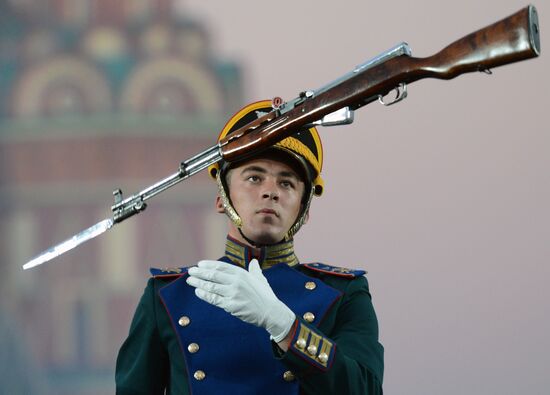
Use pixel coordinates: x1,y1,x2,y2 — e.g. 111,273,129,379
23,5,540,270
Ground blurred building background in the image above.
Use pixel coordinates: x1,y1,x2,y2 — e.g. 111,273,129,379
0,0,242,393
1,1,549,394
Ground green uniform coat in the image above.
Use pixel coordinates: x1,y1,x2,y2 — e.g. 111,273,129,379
116,238,383,394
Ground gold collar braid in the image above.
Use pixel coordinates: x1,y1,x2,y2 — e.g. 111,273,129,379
224,236,299,270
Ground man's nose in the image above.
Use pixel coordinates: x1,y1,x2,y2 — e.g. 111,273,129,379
261,179,279,200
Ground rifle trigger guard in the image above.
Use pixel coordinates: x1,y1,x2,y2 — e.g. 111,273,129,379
378,83,407,106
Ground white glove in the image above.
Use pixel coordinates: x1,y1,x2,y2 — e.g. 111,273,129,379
186,259,296,342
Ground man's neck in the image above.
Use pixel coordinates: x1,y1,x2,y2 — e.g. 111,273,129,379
226,226,282,252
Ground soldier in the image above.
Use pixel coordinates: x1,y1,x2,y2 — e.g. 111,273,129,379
116,100,384,394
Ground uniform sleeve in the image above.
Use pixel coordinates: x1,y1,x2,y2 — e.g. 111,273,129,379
116,278,169,395
276,276,384,395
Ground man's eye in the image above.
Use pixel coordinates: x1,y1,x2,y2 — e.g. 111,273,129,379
280,180,295,189
247,175,261,182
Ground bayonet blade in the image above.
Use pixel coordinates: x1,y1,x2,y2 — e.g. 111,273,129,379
22,218,114,270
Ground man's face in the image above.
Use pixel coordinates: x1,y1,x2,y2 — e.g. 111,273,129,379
218,156,306,245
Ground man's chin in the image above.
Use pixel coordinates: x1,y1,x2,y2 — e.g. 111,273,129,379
245,229,285,246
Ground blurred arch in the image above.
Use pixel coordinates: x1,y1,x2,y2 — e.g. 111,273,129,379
120,57,224,114
12,55,112,117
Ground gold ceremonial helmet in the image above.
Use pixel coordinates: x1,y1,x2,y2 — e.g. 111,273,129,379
208,100,324,242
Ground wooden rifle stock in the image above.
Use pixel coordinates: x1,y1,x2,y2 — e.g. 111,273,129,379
411,5,540,79
220,5,540,163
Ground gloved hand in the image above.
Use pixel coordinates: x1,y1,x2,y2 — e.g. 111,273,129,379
186,259,296,342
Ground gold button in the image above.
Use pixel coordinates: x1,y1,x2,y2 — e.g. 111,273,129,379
295,338,307,349
283,370,295,382
187,343,199,353
307,344,318,356
318,352,329,363
303,312,315,323
178,316,190,327
305,281,316,290
193,370,206,380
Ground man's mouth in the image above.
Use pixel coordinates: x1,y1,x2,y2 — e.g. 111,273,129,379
257,208,279,217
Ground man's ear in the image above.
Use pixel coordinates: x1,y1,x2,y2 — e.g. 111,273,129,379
215,196,225,214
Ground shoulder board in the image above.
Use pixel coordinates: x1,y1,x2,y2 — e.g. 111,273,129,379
150,266,188,278
302,262,366,278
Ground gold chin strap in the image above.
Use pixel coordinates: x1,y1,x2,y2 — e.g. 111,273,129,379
284,185,314,241
216,170,242,228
